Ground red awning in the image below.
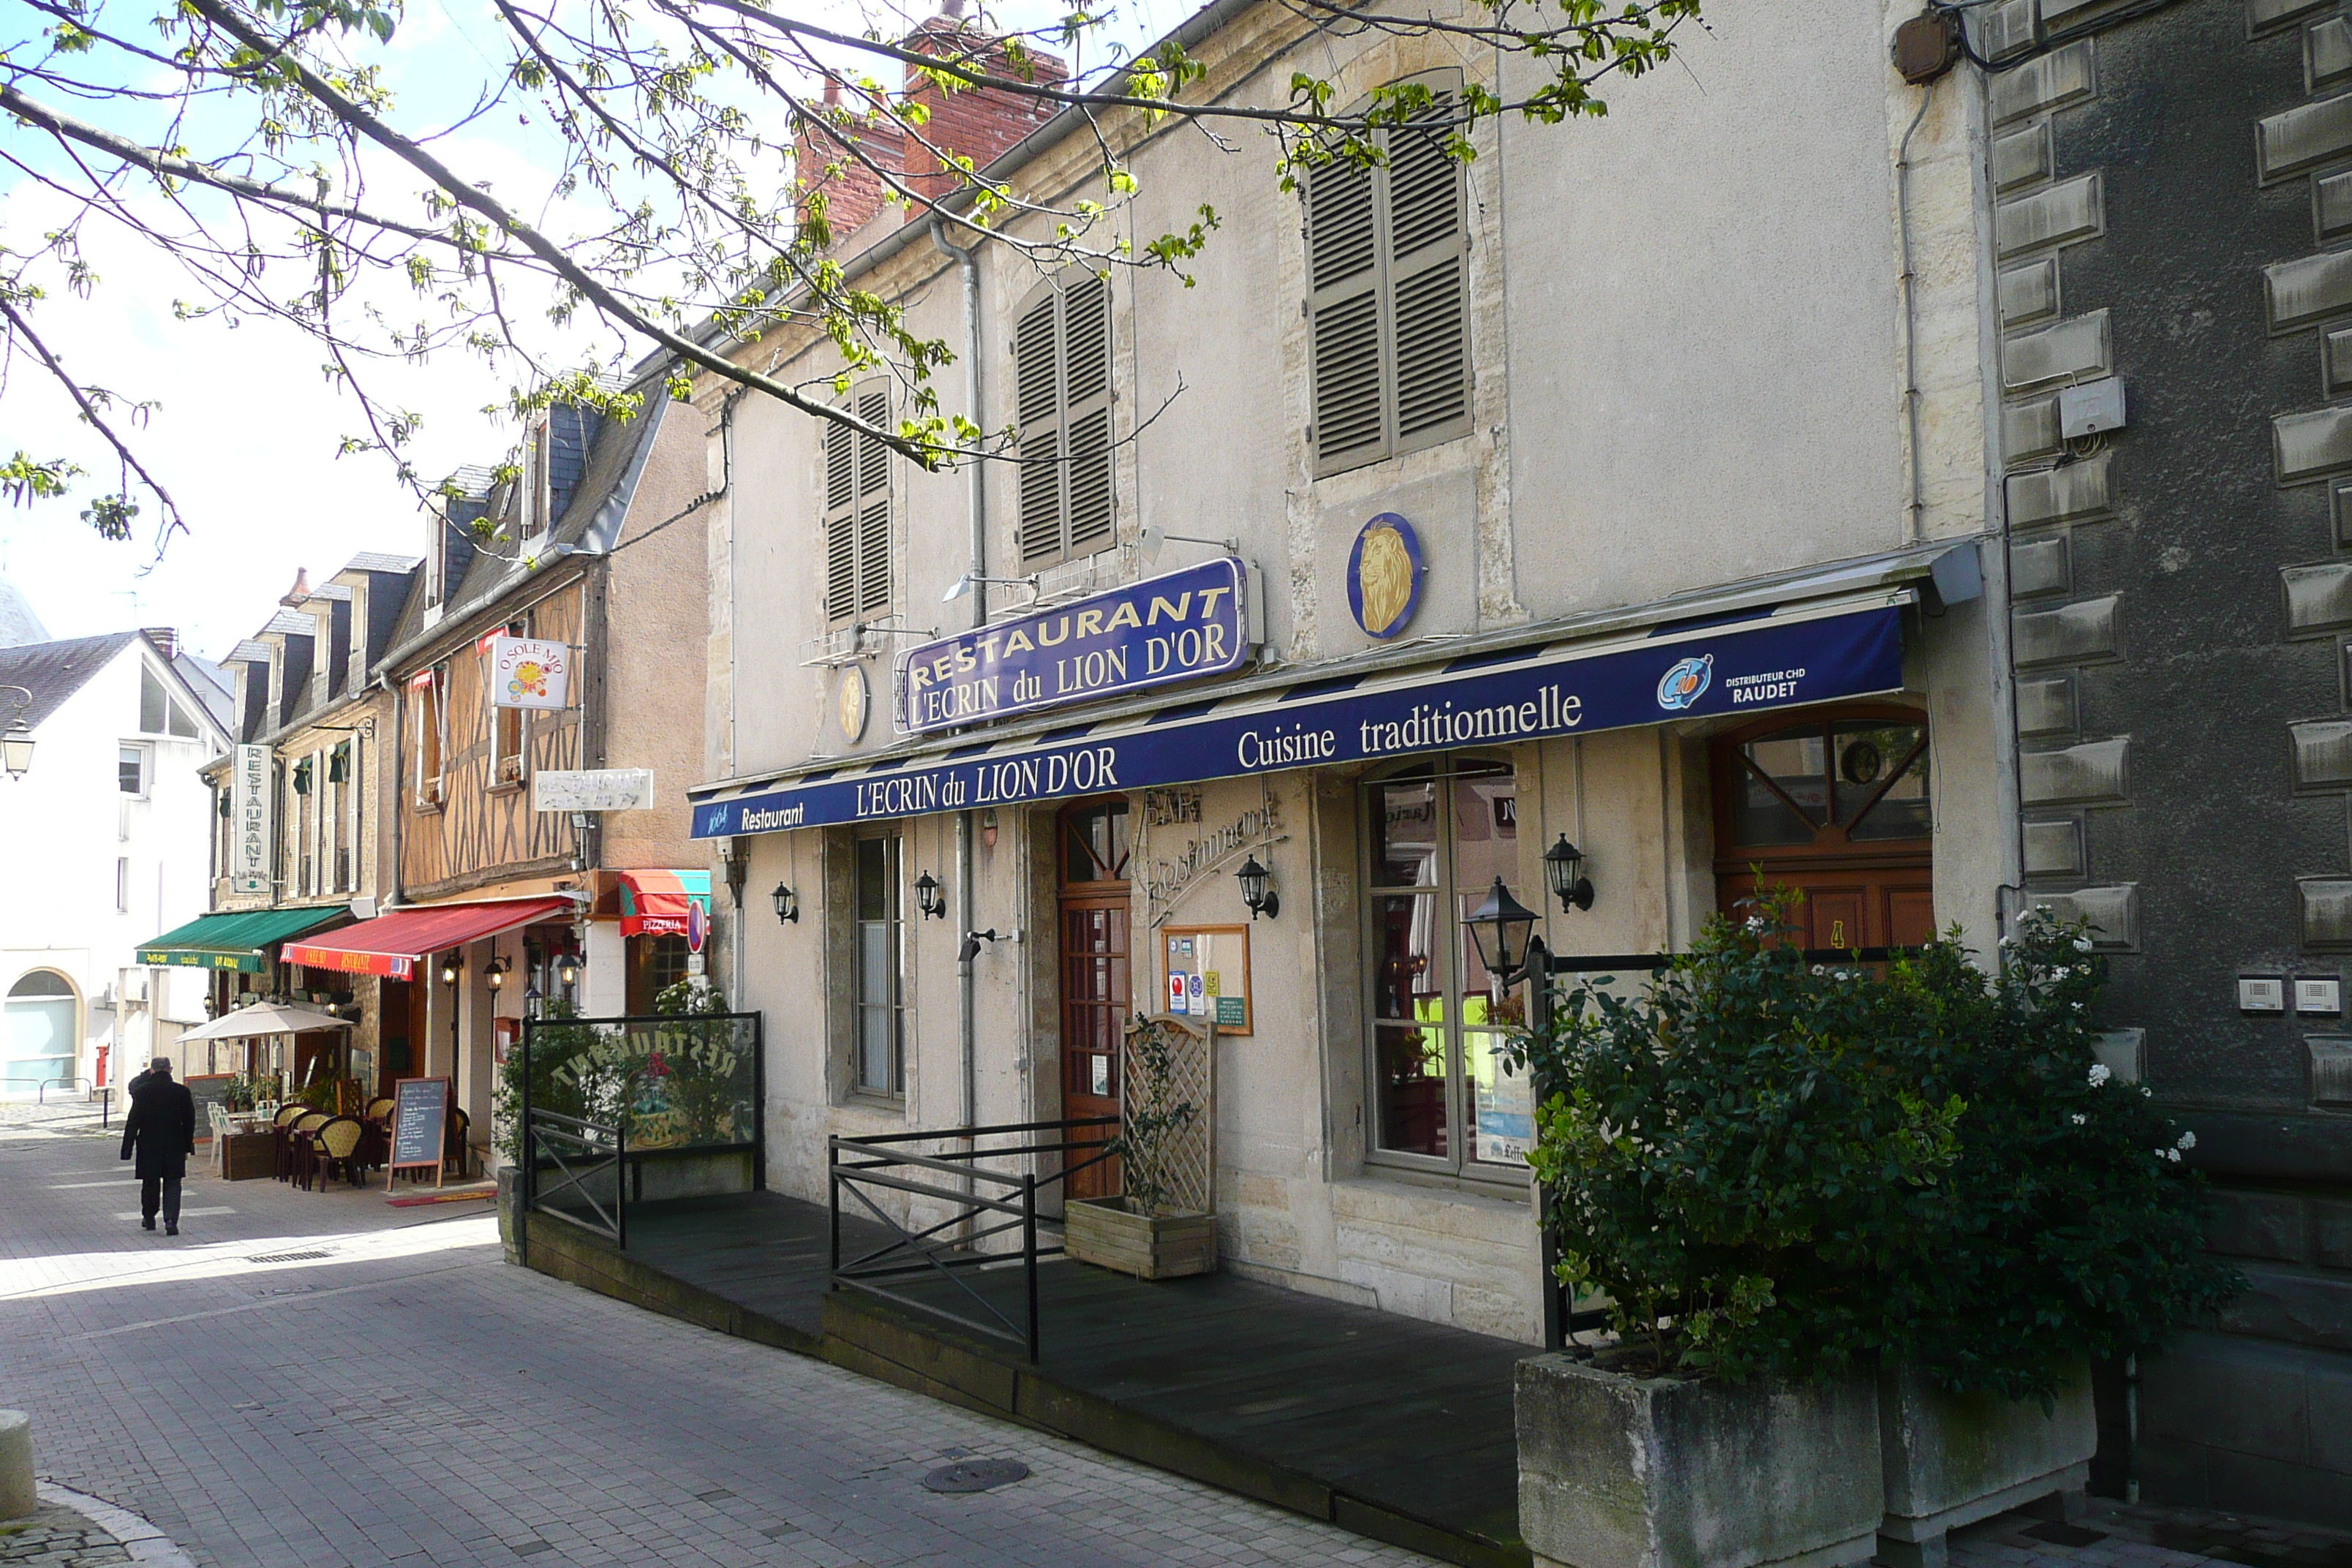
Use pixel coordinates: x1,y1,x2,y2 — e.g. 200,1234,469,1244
281,897,573,980
617,869,712,938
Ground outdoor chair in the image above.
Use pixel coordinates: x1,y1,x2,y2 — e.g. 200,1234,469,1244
365,1096,394,1122
445,1108,471,1180
271,1104,308,1181
288,1112,331,1191
314,1117,368,1189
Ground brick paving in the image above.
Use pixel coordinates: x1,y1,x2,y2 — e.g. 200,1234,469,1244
0,1503,134,1566
7,1100,2348,1568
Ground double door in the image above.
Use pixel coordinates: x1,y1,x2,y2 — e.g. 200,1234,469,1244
1058,799,1130,1202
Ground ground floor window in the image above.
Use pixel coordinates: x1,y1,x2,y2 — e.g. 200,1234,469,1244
853,834,905,1096
4,970,78,1094
625,934,690,1015
1362,755,1528,1178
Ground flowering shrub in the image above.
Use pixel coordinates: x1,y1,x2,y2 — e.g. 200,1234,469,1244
1508,896,2239,1397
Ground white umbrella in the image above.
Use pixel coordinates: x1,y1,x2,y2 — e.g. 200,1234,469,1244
176,1001,353,1043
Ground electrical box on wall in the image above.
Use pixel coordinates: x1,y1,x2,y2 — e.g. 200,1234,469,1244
2059,377,2127,440
2239,975,2286,1014
2298,976,2343,1015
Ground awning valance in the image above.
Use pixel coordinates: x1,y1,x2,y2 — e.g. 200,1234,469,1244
137,905,352,973
692,587,1915,839
279,897,574,980
617,870,712,938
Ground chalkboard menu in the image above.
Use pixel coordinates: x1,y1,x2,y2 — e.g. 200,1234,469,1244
387,1076,449,1188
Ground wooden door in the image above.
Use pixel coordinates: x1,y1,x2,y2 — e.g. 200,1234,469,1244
1059,800,1131,1202
1712,706,1936,949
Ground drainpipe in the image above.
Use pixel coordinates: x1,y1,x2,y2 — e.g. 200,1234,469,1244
932,216,987,1146
1896,77,1937,546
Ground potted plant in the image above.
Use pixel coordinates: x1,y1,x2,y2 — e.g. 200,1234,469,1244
1065,1015,1216,1281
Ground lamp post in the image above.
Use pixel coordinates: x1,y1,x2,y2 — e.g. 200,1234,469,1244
0,685,34,780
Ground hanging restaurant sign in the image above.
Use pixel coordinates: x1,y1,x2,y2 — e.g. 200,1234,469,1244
230,744,272,895
696,598,1907,838
487,635,572,711
894,557,1251,736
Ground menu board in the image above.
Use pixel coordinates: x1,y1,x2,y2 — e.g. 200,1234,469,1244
387,1076,449,1187
1162,925,1251,1035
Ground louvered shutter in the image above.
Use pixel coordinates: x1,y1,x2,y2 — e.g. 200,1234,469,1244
1306,76,1470,476
823,415,859,622
1014,276,1117,565
855,388,892,615
1385,97,1470,449
1062,276,1115,555
1308,154,1384,476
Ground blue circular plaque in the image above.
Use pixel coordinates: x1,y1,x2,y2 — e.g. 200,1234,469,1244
1346,513,1425,639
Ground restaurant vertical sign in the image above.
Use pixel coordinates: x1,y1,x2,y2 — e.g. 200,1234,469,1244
230,743,272,895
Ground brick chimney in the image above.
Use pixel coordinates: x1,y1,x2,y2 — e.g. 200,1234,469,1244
143,627,178,659
794,76,908,247
279,568,311,606
898,4,1064,218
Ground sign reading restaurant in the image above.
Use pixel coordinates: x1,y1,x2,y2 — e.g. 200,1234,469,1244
230,743,271,895
698,599,1907,838
896,558,1251,734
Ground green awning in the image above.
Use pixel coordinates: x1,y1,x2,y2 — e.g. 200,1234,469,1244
137,906,351,972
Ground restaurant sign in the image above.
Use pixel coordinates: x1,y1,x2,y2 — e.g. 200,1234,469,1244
895,557,1250,736
230,744,272,895
486,635,571,711
697,600,1906,838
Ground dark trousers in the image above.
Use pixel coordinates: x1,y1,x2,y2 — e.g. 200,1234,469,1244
140,1177,181,1226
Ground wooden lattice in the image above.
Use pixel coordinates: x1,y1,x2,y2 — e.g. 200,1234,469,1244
1120,1013,1215,1217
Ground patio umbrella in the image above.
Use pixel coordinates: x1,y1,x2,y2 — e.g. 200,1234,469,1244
176,1002,353,1042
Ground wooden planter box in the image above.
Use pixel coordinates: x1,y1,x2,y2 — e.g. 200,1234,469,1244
1876,1364,2095,1568
217,1132,276,1181
1516,1353,1882,1568
1063,1197,1217,1280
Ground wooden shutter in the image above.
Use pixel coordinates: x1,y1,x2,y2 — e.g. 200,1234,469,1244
1307,75,1470,476
823,386,892,623
1015,275,1117,565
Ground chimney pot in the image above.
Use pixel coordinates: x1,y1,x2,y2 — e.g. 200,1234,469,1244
823,76,842,105
279,568,311,606
143,627,179,659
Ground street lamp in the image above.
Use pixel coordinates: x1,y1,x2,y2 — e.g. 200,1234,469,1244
0,685,34,780
1234,854,1279,921
772,882,800,924
1462,877,1541,986
1542,834,1595,913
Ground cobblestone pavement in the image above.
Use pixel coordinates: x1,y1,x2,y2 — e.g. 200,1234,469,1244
7,1101,2348,1568
0,1503,135,1566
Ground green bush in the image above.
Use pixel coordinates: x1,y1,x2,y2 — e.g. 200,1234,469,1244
1507,896,2239,1398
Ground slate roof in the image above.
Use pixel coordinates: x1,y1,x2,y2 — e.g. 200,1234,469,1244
0,632,140,730
343,552,424,576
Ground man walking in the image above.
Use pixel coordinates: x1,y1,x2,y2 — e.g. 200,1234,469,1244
120,1058,196,1235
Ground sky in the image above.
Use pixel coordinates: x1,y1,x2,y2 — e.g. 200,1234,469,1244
0,0,1183,663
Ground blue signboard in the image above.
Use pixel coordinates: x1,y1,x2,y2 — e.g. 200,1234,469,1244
896,557,1250,735
698,601,1905,838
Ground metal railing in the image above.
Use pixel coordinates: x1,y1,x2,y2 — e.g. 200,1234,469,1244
525,1106,627,1248
828,1115,1119,1363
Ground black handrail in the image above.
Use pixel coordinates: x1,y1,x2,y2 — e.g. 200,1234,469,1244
828,1115,1120,1363
526,1106,627,1248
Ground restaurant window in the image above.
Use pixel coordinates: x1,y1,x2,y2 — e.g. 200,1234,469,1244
1362,755,1527,1180
1709,706,1935,951
852,834,905,1098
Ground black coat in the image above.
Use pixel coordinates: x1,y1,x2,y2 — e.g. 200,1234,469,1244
121,1074,197,1180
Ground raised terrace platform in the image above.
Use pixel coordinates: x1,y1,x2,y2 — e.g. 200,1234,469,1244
521,1190,1531,1568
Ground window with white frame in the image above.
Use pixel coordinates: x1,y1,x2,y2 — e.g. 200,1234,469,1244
411,668,446,807
1306,72,1473,477
118,745,146,796
1012,272,1114,568
823,387,893,625
1362,755,1529,1180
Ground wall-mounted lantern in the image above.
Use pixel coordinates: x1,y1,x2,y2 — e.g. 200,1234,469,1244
1543,834,1595,913
1463,877,1540,985
3,685,37,780
772,882,800,924
484,955,509,992
557,951,581,989
439,952,463,987
914,870,946,920
1235,854,1279,921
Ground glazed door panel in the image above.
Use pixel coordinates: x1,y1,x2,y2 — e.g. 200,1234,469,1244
1060,897,1126,1202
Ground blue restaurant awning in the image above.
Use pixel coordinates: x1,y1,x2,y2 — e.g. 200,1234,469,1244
689,557,1944,839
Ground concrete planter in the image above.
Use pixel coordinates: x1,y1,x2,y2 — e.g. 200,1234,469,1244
1876,1364,2096,1568
1063,1197,1216,1280
1515,1354,1882,1568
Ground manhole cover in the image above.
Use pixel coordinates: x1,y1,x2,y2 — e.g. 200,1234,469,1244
921,1458,1029,1494
246,1249,333,1264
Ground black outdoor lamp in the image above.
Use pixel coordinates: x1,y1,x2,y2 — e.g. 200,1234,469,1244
772,882,800,924
1543,834,1595,913
485,955,509,992
1,685,34,780
557,951,581,988
440,952,463,987
914,870,946,920
1235,854,1279,921
1463,876,1541,984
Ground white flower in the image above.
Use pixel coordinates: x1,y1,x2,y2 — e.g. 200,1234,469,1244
2051,967,2071,981
2070,1114,2087,1126
2087,1063,2112,1087
2142,1085,2154,1098
2165,1147,2182,1163
1812,965,1825,976
2074,936,2094,953
2073,1002,2087,1011
2176,1130,2196,1151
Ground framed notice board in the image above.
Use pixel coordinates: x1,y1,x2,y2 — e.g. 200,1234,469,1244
1162,925,1252,1036
386,1075,450,1189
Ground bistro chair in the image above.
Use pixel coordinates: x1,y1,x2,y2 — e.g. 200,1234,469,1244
314,1117,368,1189
289,1112,332,1191
271,1104,309,1182
365,1096,394,1122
